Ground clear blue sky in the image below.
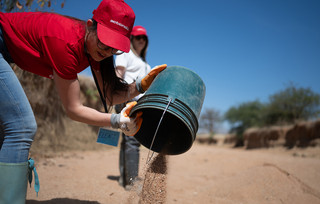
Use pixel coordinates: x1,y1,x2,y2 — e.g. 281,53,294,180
53,0,320,132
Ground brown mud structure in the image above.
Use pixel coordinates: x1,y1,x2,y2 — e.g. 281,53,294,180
243,120,320,149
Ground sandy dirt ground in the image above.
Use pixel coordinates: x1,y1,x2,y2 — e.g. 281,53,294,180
26,143,320,204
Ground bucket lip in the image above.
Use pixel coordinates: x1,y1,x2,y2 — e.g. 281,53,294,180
132,104,195,155
131,103,197,138
131,93,199,134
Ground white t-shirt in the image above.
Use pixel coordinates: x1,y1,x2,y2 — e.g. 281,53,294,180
115,50,151,100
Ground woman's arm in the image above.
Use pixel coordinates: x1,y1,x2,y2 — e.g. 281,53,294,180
53,70,112,127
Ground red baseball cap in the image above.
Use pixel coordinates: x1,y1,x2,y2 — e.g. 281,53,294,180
131,25,148,37
92,0,135,53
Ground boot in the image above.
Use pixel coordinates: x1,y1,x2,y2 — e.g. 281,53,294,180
0,161,29,204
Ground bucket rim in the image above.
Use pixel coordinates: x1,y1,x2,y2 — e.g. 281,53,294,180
130,98,198,140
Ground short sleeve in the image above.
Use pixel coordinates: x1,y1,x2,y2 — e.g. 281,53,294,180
42,36,79,80
115,53,128,68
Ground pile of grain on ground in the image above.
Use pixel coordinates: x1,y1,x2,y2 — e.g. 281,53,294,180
139,154,168,204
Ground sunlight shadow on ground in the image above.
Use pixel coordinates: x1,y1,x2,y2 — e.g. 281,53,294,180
107,175,120,181
27,198,100,204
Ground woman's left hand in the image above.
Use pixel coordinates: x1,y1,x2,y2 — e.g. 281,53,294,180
136,64,167,93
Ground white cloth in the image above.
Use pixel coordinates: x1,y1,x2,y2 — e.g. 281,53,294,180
115,50,151,100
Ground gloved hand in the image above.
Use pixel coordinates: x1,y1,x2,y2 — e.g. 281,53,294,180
136,64,167,93
110,101,143,136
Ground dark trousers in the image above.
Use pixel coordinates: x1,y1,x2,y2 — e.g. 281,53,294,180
119,133,140,187
115,103,141,187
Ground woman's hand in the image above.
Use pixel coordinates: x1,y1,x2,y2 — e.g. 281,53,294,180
136,64,167,93
110,101,143,136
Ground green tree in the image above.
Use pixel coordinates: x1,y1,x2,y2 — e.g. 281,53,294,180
224,100,265,146
225,100,265,130
264,84,320,125
223,84,320,146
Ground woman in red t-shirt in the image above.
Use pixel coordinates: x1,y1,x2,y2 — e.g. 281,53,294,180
0,0,166,202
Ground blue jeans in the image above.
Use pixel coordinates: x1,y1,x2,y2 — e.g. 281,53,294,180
0,27,37,163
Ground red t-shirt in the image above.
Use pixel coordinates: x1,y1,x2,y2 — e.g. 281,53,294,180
0,12,97,80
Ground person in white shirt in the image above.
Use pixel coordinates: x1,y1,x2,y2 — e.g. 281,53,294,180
115,25,151,189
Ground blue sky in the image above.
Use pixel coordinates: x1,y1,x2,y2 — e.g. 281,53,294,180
53,0,320,132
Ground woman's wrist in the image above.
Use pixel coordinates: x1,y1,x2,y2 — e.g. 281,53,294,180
110,113,120,129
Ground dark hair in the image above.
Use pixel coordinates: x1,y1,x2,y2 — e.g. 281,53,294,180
89,19,128,108
100,57,128,107
131,35,149,62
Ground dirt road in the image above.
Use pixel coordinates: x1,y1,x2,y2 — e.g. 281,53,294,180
26,143,320,204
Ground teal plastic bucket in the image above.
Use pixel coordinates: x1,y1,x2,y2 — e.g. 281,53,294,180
130,66,206,155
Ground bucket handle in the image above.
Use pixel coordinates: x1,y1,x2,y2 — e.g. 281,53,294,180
167,97,175,103
146,97,173,163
